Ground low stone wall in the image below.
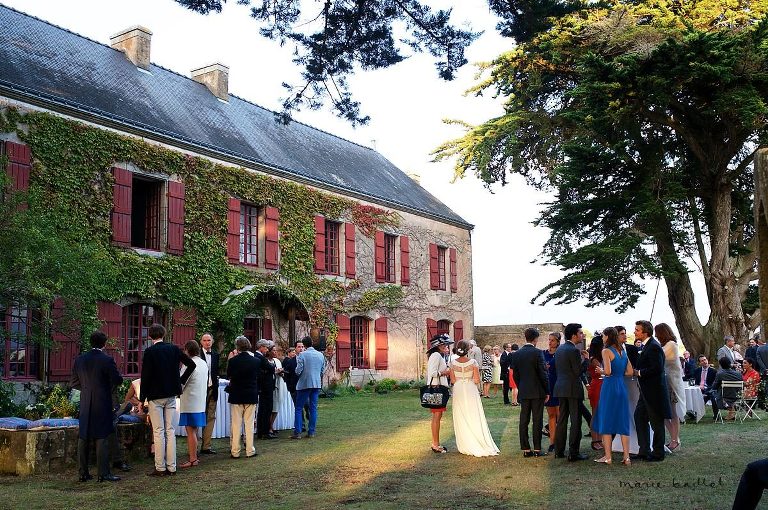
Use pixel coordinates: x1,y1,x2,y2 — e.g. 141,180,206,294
0,423,150,476
474,323,564,350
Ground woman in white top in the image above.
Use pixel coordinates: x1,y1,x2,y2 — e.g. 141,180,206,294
178,340,208,468
269,346,295,431
655,323,686,452
450,340,499,457
426,334,453,453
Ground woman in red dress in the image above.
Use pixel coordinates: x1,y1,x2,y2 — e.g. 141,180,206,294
587,334,604,450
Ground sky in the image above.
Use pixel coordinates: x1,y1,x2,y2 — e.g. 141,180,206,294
2,0,713,338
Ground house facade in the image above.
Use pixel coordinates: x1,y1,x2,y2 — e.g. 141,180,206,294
0,6,473,384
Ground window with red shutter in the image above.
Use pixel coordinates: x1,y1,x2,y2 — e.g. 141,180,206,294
239,203,259,265
314,215,326,273
262,318,273,340
122,303,166,377
437,247,447,290
453,320,464,341
350,316,370,368
4,142,31,207
243,317,263,349
48,298,80,382
172,307,197,348
264,206,280,269
111,167,132,247
0,302,40,380
98,301,125,373
428,243,439,290
167,181,185,255
426,318,438,341
375,231,386,283
226,197,241,263
384,234,396,283
336,314,351,371
325,220,341,275
400,236,410,285
449,247,457,293
344,223,356,278
131,177,162,250
374,317,388,370
437,320,450,337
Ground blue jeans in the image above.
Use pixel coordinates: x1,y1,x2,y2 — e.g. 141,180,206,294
294,388,320,435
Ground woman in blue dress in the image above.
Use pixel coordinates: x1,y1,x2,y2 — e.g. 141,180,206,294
592,327,634,465
543,332,560,453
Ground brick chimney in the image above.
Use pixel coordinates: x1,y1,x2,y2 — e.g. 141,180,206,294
110,26,152,70
191,63,229,101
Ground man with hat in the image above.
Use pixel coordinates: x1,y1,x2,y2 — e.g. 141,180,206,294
426,334,453,453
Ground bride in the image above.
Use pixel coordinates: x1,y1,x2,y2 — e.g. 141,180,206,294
450,340,500,457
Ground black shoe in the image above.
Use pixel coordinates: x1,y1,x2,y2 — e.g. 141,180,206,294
268,432,278,438
568,453,589,462
147,469,166,477
78,473,93,482
259,435,277,440
112,461,131,472
548,444,555,453
200,449,217,455
554,453,566,459
165,470,176,476
533,451,548,457
290,434,302,439
523,451,535,458
646,456,665,462
629,453,646,461
583,432,592,437
98,474,121,482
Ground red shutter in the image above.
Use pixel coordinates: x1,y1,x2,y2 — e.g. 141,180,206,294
262,318,273,340
227,197,241,263
344,223,356,278
453,320,464,342
4,141,31,200
336,314,351,372
172,307,197,348
375,231,386,283
429,243,439,289
314,215,326,273
374,317,388,370
449,247,458,293
265,206,280,269
48,298,81,382
167,181,185,255
400,236,410,285
111,167,132,247
426,318,438,341
98,301,124,372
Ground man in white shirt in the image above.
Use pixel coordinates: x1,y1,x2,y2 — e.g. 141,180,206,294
199,333,219,455
716,335,736,365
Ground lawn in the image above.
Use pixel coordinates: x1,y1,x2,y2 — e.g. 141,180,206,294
2,390,766,510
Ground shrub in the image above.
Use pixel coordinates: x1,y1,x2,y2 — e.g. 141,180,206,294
45,385,77,418
0,381,24,418
375,378,398,394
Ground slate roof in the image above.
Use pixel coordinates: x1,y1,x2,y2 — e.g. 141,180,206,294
0,4,471,229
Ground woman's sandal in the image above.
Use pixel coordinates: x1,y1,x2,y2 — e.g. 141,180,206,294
621,457,631,465
591,440,604,451
430,445,448,454
667,440,681,452
594,456,611,464
179,459,200,468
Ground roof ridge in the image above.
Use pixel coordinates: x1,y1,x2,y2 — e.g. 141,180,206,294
0,3,377,153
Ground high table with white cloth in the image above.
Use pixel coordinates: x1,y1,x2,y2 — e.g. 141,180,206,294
175,379,230,438
684,385,706,423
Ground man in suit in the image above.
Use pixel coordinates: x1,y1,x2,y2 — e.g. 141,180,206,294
227,335,260,458
254,339,277,439
745,337,759,362
756,341,768,375
291,336,326,439
511,328,549,457
711,356,744,421
682,351,696,380
70,330,123,482
693,354,717,403
632,320,672,462
717,335,736,365
499,343,513,405
140,323,196,476
553,323,587,461
733,457,768,509
199,332,219,455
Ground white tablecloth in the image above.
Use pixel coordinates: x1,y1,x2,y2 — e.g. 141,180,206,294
684,386,706,423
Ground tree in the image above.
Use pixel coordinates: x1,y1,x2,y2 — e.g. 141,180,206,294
435,1,768,357
174,0,479,125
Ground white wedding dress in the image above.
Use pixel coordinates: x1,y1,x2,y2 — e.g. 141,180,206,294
451,359,500,457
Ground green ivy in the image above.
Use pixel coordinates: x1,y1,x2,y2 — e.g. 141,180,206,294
2,109,404,346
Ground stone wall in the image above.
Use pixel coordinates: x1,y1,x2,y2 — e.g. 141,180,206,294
0,423,150,476
474,323,564,350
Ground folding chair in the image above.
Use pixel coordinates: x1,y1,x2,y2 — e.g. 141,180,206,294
738,390,762,423
716,380,744,423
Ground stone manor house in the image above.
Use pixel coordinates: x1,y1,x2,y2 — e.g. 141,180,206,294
0,6,474,384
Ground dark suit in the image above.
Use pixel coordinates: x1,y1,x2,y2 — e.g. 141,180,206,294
254,351,276,437
201,348,220,451
70,348,122,478
139,342,196,402
553,340,583,457
283,356,299,397
227,353,259,404
733,457,768,509
634,337,672,460
693,365,717,393
683,358,696,380
500,350,513,404
511,344,549,451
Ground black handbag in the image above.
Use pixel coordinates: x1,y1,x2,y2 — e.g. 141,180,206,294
420,376,450,409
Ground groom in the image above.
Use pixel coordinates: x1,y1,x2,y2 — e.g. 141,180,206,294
553,323,587,461
632,320,671,462
511,327,549,457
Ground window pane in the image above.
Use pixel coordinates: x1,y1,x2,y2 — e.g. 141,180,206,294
384,234,396,283
350,317,369,368
437,248,446,290
240,204,258,265
325,221,340,275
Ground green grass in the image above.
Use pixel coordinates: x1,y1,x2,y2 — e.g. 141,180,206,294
3,390,767,510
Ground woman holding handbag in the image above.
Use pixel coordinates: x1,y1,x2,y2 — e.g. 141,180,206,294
426,334,453,454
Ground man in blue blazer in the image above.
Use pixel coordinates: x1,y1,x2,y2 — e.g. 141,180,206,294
71,330,123,482
632,320,672,462
291,336,326,439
